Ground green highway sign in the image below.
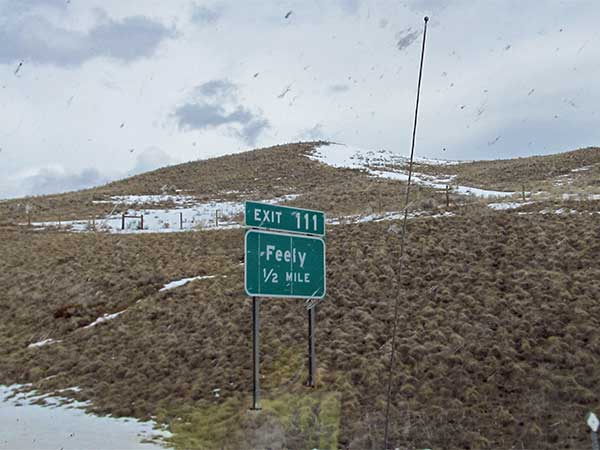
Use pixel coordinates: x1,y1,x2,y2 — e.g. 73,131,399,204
245,229,326,299
245,201,325,236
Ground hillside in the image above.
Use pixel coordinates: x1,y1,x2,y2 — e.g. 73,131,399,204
410,146,600,192
1,142,600,449
2,142,599,228
0,141,435,225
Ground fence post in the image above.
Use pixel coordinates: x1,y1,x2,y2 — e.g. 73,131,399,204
25,204,32,226
122,214,125,230
180,212,183,230
141,215,144,230
445,185,450,208
215,210,219,228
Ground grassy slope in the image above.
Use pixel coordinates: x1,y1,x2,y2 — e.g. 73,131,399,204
1,202,600,449
2,143,598,225
412,146,600,191
1,143,600,449
0,141,438,223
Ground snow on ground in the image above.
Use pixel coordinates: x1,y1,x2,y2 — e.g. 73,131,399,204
30,195,298,234
367,169,454,187
58,386,83,393
310,143,515,198
562,193,600,201
553,175,572,187
414,156,468,165
571,165,593,172
517,208,600,216
487,201,534,210
92,194,197,206
27,338,60,349
159,275,218,292
0,384,171,449
328,210,454,225
553,165,597,186
452,185,515,198
309,143,463,168
83,311,125,329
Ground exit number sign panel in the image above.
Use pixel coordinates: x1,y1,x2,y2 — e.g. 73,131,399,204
245,201,325,236
245,229,326,299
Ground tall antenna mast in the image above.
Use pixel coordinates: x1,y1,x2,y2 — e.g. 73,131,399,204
383,15,430,450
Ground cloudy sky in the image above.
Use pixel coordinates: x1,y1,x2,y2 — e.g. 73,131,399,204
1,0,599,198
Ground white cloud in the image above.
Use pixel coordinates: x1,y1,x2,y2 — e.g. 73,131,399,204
299,123,327,141
130,147,175,175
1,166,109,198
190,3,224,24
173,79,269,145
0,7,174,66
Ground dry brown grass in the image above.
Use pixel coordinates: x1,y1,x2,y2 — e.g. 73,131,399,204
1,205,599,449
2,141,600,448
410,146,600,192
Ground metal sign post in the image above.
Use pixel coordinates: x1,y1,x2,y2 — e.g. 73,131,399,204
307,306,316,387
251,296,261,410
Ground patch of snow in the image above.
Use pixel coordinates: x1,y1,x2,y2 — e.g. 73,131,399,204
367,169,449,186
310,143,514,198
28,338,60,348
328,210,454,225
488,201,534,210
533,208,579,215
159,275,217,292
453,185,516,198
571,165,592,172
30,195,299,234
309,142,462,168
58,386,83,393
414,156,466,166
0,384,171,449
369,169,514,198
518,209,600,216
92,194,197,205
83,311,125,329
554,208,579,215
562,193,600,201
